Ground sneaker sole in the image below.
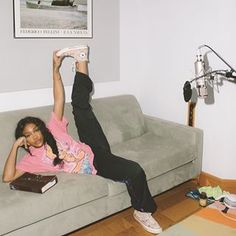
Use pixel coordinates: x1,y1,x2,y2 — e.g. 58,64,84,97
133,213,162,234
56,45,87,57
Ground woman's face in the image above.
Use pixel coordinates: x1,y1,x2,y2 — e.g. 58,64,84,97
22,123,44,148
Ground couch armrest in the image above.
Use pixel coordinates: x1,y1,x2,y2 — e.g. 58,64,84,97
144,115,202,141
144,114,203,165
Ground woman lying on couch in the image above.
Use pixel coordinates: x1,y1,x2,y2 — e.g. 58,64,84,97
2,46,162,235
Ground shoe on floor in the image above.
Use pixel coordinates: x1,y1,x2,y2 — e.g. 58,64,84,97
56,45,88,62
133,210,162,234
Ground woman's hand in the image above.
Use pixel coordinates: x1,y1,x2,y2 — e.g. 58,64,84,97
14,136,27,149
53,51,64,72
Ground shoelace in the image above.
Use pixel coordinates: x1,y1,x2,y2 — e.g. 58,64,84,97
138,214,156,225
137,213,158,227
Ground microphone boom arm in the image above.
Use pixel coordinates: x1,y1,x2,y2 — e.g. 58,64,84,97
189,69,228,84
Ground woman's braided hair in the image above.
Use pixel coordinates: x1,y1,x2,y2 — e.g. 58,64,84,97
15,116,62,166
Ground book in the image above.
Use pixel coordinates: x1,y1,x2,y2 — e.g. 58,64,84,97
9,172,58,193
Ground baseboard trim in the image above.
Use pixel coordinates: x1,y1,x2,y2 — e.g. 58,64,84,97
198,172,236,193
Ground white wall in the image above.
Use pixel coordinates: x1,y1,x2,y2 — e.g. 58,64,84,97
120,0,236,179
1,0,236,180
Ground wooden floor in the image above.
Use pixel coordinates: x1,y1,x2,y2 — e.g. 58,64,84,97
66,180,203,236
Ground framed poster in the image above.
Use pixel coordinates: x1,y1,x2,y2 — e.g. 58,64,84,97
13,0,92,38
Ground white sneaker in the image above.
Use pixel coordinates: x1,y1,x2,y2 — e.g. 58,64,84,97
56,45,88,62
133,210,162,234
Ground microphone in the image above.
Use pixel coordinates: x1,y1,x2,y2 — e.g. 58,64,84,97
194,52,208,98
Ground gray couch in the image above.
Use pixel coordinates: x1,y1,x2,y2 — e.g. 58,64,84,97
0,95,203,236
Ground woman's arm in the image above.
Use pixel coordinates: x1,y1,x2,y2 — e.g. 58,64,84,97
53,51,65,121
2,137,26,183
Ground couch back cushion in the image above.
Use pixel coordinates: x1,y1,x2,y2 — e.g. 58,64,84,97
0,95,145,174
91,95,146,146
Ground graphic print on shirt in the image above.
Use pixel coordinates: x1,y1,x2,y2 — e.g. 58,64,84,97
45,141,92,174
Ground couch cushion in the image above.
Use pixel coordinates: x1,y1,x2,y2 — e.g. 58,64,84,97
0,173,108,235
91,95,146,146
110,132,196,189
106,179,127,197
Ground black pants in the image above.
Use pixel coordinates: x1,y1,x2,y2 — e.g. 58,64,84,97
71,72,157,213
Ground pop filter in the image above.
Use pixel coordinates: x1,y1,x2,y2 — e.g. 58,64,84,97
183,81,192,102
